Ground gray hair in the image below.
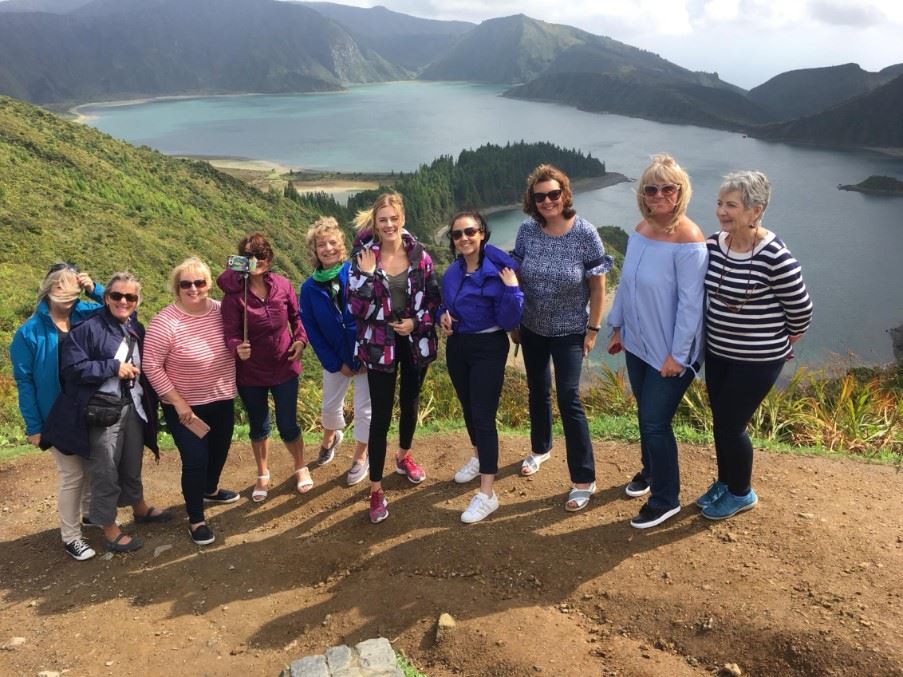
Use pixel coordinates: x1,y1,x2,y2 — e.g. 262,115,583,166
104,271,142,306
720,171,770,225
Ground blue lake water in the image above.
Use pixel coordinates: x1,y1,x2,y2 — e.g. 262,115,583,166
81,82,903,367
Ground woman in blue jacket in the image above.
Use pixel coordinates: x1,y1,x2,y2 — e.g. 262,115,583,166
440,211,524,524
300,217,371,485
9,263,104,561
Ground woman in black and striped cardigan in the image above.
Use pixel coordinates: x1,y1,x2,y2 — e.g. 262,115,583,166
698,170,813,521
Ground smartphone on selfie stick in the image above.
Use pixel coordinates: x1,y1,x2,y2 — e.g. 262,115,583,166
226,255,257,342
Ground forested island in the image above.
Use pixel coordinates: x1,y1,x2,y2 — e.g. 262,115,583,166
838,175,903,196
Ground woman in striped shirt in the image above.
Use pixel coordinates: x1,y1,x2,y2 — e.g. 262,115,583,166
698,171,812,520
143,257,239,546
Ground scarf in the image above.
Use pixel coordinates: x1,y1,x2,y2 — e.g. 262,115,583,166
311,263,343,283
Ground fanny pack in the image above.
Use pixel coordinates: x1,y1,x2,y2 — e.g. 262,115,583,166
84,391,127,427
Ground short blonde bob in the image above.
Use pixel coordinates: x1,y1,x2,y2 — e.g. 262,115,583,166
635,154,693,232
169,256,212,300
306,216,349,269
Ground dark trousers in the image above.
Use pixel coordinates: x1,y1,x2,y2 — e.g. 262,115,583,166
625,351,694,510
237,375,301,443
163,398,235,524
520,325,595,484
446,331,509,475
366,338,428,482
705,351,784,496
87,402,144,526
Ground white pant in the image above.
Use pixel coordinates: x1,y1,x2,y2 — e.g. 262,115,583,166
321,368,371,444
51,447,91,544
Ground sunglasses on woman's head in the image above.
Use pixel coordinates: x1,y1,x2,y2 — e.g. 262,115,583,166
109,292,139,303
643,183,679,197
47,262,79,276
178,279,207,290
533,189,563,204
450,226,481,241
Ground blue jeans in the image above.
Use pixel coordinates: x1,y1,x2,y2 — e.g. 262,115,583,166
625,351,693,510
705,351,784,496
238,375,301,443
163,398,235,524
520,325,595,484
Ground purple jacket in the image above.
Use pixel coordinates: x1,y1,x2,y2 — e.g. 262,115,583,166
348,231,440,373
439,244,524,333
217,269,307,387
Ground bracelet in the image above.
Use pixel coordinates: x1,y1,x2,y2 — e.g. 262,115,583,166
586,325,601,333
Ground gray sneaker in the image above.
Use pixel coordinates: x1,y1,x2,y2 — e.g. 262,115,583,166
346,457,369,485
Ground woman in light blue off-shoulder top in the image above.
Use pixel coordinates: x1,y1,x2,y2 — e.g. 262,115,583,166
607,154,708,530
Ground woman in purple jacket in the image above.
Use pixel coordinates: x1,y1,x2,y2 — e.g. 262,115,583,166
439,211,523,524
218,232,309,501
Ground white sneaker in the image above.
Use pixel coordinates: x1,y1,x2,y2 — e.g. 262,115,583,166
461,491,499,524
454,456,481,484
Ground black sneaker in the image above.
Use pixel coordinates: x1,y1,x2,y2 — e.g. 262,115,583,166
189,523,216,546
203,489,239,504
630,503,681,529
625,472,650,498
81,516,114,529
64,537,96,561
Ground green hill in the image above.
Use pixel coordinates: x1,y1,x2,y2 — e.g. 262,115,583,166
0,94,322,429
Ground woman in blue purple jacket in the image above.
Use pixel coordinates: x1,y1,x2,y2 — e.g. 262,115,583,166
439,211,524,524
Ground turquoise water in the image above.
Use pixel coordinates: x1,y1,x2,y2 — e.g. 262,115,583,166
82,82,903,366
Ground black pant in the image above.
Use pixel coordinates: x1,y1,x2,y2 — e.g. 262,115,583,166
705,351,784,496
366,338,428,482
446,331,509,475
520,325,595,484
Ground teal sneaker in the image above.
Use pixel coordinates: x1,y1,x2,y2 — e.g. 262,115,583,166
695,480,728,509
702,489,758,520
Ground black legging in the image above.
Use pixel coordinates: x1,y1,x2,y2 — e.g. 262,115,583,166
366,337,428,482
705,351,784,496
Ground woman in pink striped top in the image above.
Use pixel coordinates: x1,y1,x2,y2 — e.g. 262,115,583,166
143,257,238,546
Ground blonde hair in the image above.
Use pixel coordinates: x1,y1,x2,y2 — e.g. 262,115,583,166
636,154,693,232
353,193,405,243
38,269,80,309
306,216,348,269
169,256,212,300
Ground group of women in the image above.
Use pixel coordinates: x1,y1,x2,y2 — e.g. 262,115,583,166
10,158,811,560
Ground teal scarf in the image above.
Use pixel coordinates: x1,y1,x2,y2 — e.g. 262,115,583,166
311,263,343,283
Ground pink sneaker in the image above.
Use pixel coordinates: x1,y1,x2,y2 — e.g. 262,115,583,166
369,490,389,524
394,452,426,484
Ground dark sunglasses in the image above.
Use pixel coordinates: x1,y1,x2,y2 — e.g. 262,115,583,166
47,262,79,276
243,251,267,260
643,183,679,197
449,226,482,241
533,189,563,204
108,291,139,303
178,279,208,290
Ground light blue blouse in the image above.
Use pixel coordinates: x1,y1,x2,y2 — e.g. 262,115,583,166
607,232,708,371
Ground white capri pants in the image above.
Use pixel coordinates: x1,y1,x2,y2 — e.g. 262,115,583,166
321,368,371,444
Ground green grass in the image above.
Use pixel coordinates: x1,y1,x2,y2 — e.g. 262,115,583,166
397,653,428,677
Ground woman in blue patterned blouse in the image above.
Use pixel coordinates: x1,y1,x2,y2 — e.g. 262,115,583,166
511,164,612,512
607,154,708,529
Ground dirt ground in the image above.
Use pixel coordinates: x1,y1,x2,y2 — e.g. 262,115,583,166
1,433,901,677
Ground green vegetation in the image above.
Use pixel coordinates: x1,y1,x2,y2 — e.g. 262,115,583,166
839,175,903,196
287,140,608,244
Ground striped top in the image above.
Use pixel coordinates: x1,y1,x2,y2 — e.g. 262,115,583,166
143,300,237,405
704,231,813,363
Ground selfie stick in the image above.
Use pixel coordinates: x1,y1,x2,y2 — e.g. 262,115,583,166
242,273,249,343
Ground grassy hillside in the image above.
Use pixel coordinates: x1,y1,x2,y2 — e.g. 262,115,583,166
0,95,321,432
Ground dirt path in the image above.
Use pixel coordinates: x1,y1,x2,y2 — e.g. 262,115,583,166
1,434,901,676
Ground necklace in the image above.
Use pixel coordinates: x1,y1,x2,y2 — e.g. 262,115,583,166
713,229,758,313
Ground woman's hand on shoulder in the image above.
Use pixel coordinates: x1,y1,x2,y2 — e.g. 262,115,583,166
357,249,377,275
499,267,518,287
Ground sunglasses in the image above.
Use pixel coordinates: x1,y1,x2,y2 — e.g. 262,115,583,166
47,262,79,276
643,183,679,197
449,226,482,241
178,279,208,290
109,291,139,303
243,251,266,260
533,189,563,204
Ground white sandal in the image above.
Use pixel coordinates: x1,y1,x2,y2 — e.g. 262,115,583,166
251,472,270,503
295,467,313,494
520,452,551,476
565,482,597,512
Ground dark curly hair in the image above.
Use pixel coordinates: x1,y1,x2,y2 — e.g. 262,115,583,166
238,231,274,262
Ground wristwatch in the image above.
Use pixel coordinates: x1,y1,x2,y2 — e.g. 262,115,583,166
586,325,601,333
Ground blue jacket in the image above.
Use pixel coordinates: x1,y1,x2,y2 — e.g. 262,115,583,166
41,308,159,459
9,285,104,436
440,245,524,333
299,262,360,373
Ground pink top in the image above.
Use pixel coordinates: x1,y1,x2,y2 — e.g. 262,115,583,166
143,300,237,406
